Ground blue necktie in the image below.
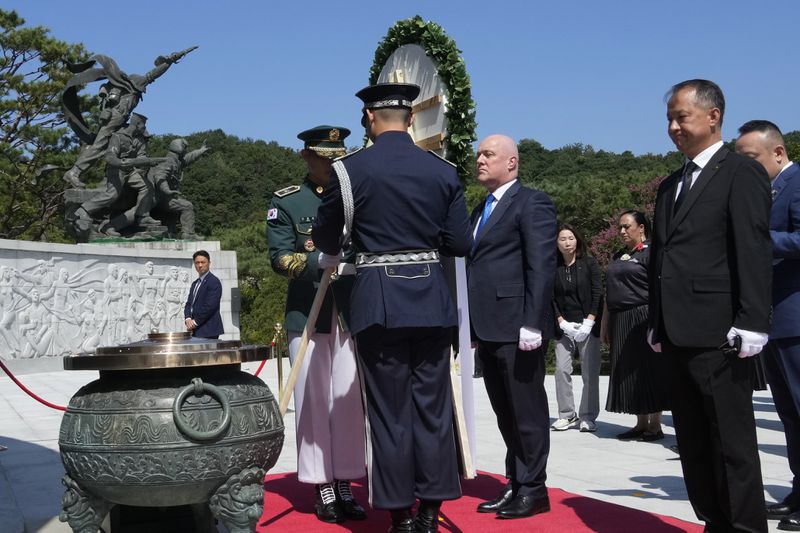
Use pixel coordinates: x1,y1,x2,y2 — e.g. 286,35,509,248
472,194,495,255
477,194,495,235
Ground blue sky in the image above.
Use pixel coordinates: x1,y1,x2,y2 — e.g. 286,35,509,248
7,1,800,156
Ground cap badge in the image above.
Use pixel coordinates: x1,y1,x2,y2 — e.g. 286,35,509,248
329,128,340,141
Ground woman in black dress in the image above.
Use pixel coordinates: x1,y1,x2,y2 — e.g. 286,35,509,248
601,210,670,441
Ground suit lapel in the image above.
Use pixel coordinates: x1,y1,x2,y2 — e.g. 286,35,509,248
667,147,729,238
473,180,520,250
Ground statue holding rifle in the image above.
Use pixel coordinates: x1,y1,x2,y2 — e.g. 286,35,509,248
61,46,198,189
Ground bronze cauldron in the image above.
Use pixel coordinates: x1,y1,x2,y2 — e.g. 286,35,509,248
58,332,284,532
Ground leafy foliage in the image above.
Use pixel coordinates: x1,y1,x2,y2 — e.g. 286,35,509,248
509,139,682,267
215,220,287,344
785,131,800,161
0,9,91,241
370,15,477,181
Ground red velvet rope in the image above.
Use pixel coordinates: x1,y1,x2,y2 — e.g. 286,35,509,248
0,358,67,411
251,341,275,378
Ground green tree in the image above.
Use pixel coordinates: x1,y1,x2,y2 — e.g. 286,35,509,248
785,131,800,161
0,10,90,241
216,220,288,344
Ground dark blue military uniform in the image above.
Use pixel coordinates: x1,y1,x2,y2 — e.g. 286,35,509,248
313,128,472,510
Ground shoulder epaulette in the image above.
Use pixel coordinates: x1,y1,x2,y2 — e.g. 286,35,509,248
274,185,300,198
334,147,363,162
428,150,457,168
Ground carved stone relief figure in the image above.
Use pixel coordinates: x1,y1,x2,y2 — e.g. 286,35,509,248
0,257,199,359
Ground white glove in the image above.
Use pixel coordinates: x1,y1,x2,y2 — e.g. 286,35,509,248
647,328,662,353
726,327,769,358
559,321,580,340
518,326,542,351
338,262,356,276
574,319,595,343
318,251,342,269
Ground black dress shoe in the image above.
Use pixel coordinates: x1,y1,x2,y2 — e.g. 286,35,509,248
415,500,441,532
334,480,367,520
339,498,367,520
616,428,646,440
314,500,344,523
496,495,550,519
779,510,800,531
638,430,664,442
389,509,415,533
477,485,514,513
315,484,344,523
769,495,800,520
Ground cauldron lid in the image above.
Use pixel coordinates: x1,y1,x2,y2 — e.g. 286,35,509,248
63,331,271,371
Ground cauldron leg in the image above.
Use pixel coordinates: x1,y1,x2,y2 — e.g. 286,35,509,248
208,466,267,533
190,502,217,532
58,474,112,533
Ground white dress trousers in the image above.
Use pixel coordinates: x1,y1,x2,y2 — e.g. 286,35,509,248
288,312,366,484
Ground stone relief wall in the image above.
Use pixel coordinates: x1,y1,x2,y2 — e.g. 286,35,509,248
0,239,239,362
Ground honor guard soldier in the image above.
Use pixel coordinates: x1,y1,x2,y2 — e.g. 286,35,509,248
267,125,367,524
312,84,472,533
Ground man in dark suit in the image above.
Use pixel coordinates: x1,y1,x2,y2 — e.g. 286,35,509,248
737,120,800,530
312,83,472,533
467,134,557,520
648,80,772,533
184,250,223,339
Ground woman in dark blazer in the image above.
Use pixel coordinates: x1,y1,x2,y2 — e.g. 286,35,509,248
551,224,602,432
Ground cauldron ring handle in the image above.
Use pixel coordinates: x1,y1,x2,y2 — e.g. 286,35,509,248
173,377,232,441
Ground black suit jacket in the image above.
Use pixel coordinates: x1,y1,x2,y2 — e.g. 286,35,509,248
467,180,557,342
648,146,772,347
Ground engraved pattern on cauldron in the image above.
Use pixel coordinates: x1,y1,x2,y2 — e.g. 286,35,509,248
59,375,282,446
66,383,273,410
60,440,283,484
60,400,282,445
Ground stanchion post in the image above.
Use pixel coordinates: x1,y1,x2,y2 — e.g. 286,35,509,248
275,323,284,400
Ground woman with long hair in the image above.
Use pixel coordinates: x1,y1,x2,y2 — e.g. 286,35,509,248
551,224,603,432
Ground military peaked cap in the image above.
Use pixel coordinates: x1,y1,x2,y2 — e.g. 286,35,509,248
297,125,349,159
355,83,420,110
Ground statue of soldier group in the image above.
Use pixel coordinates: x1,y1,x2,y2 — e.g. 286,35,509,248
60,48,207,241
58,45,790,533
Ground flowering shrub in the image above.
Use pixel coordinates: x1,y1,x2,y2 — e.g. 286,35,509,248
587,174,666,269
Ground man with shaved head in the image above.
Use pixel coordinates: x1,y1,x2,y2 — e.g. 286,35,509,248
468,134,557,520
737,120,800,530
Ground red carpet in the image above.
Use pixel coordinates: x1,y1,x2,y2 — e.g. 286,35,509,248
258,471,703,532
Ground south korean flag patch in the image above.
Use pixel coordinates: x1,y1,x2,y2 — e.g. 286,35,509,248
267,208,278,221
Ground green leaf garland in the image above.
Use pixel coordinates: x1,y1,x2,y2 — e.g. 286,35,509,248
369,15,477,181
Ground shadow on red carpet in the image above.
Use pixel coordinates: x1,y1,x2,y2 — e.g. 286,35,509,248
258,471,702,532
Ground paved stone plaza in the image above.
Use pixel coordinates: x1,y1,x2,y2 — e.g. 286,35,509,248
0,361,792,532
